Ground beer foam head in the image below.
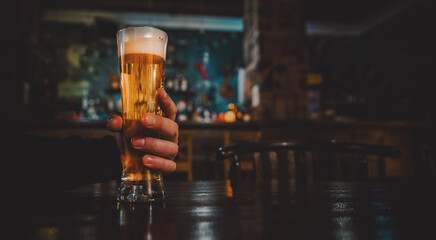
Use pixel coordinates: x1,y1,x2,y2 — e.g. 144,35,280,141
117,26,167,59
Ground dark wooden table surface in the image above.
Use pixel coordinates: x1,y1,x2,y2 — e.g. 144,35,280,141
25,179,436,239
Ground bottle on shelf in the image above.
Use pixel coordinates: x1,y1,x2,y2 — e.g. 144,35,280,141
180,75,188,93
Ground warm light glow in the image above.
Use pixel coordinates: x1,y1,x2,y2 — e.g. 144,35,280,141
227,103,235,110
224,111,236,122
225,180,234,198
216,113,225,122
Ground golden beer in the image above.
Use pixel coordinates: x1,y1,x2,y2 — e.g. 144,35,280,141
116,27,168,202
120,53,165,181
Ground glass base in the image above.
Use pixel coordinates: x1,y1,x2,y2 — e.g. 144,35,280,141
117,180,165,203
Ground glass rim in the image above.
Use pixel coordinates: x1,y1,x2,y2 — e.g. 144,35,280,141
116,26,167,39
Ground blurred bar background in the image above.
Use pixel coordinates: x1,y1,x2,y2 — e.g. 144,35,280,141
1,0,433,180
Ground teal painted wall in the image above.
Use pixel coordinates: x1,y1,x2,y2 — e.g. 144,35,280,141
41,23,242,120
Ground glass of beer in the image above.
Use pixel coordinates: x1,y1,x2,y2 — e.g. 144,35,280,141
116,26,167,202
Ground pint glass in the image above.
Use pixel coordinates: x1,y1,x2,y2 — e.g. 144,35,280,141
116,26,168,202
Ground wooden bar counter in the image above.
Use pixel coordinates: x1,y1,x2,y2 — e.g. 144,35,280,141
21,119,426,179
25,178,436,239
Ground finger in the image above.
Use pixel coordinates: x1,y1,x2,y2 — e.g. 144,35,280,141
107,114,123,132
141,113,179,142
156,88,177,121
131,137,179,160
142,155,177,175
108,111,122,121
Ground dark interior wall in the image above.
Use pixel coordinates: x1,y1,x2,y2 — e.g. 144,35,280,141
356,0,433,121
1,0,42,122
307,0,433,122
307,36,361,116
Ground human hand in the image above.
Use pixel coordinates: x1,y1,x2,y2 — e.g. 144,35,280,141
106,88,178,174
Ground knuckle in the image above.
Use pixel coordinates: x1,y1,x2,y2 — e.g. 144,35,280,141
174,144,179,154
169,161,177,172
109,111,121,118
170,144,179,159
171,107,177,116
171,122,179,139
163,159,176,172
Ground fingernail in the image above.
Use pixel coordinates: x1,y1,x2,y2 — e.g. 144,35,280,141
131,137,144,148
143,155,154,166
143,115,156,127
